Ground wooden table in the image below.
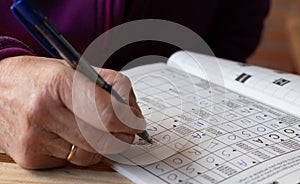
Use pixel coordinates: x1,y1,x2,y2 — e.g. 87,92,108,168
0,150,133,184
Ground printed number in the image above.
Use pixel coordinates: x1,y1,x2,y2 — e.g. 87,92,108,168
188,148,202,156
240,108,251,114
192,132,202,139
208,117,219,123
253,138,264,144
241,118,252,124
199,99,209,106
284,129,295,134
269,134,280,140
256,115,265,121
256,127,267,133
185,163,196,173
241,130,251,137
163,134,171,142
206,157,215,163
173,158,183,165
221,150,231,157
167,173,178,181
155,164,165,173
270,123,280,129
147,126,158,131
227,134,237,141
227,112,238,119
195,121,205,127
237,160,248,167
209,141,219,149
226,123,237,129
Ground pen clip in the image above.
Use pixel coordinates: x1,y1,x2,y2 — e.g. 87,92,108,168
10,0,59,57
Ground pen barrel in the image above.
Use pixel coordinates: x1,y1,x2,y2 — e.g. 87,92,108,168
35,20,81,67
13,0,152,143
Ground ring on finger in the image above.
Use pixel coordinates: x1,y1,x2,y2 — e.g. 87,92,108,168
66,144,77,161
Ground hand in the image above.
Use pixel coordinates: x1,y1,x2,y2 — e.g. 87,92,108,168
0,55,146,169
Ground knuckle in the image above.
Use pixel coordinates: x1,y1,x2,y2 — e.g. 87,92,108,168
24,91,47,125
120,73,131,84
14,147,37,169
25,101,44,128
46,67,72,100
50,66,71,85
118,74,132,89
25,66,72,127
22,106,45,141
25,68,68,120
14,125,44,169
73,154,102,167
100,104,142,134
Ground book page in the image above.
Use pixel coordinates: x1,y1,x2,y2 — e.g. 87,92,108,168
168,51,300,116
105,62,300,184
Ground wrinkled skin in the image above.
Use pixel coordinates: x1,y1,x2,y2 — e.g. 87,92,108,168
0,56,146,169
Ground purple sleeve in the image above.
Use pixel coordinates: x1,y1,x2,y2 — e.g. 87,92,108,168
0,36,35,61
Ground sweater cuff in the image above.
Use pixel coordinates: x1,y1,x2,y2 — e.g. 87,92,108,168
0,36,35,61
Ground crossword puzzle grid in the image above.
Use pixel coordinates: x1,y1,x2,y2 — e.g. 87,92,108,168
121,66,300,184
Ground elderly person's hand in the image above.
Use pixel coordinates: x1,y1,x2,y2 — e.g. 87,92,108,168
0,55,146,169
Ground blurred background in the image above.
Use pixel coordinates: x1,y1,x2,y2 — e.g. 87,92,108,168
248,0,300,74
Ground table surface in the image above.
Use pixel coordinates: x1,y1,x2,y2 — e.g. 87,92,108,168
0,150,133,184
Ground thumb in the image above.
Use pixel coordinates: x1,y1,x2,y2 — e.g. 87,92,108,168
57,68,146,135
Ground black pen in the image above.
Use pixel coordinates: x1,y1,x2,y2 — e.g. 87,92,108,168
11,0,153,144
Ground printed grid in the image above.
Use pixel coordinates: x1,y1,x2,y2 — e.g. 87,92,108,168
121,66,300,184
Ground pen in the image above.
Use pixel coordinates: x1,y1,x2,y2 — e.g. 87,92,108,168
11,0,153,144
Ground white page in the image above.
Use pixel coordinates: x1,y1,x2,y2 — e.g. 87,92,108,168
222,149,300,184
106,54,300,184
168,51,300,117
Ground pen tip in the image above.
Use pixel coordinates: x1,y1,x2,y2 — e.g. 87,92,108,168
147,138,154,144
137,131,153,144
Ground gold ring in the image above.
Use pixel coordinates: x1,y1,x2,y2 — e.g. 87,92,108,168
66,145,77,161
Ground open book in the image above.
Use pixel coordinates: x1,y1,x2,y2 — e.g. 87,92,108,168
105,51,300,184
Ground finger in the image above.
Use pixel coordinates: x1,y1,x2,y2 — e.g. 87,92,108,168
68,114,136,155
96,69,143,118
109,98,146,132
43,134,101,167
68,147,102,167
100,72,146,131
90,132,135,155
47,105,137,155
109,72,142,114
97,69,137,105
57,68,146,134
46,106,98,153
43,132,75,160
43,103,98,153
14,133,69,169
128,88,142,114
19,156,67,169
